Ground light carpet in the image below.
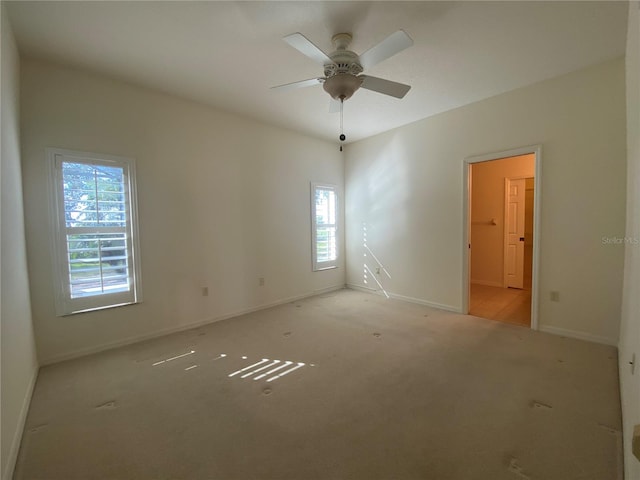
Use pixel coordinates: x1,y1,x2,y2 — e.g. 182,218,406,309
14,289,622,480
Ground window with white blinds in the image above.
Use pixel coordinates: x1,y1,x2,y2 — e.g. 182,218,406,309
48,149,142,315
311,183,338,271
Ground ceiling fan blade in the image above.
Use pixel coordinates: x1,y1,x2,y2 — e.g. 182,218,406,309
329,98,341,113
271,77,324,92
360,75,411,99
283,33,334,66
359,30,413,69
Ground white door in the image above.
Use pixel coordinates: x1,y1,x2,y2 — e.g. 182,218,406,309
505,178,525,288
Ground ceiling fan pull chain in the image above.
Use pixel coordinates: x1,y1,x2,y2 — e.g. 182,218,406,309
339,98,345,151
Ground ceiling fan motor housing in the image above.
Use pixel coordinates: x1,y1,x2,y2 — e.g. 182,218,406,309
324,33,363,78
324,51,363,77
322,33,364,100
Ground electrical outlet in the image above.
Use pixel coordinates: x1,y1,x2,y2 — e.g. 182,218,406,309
550,291,560,302
259,277,265,287
202,287,209,297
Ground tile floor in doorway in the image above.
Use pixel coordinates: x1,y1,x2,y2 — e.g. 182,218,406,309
470,283,531,326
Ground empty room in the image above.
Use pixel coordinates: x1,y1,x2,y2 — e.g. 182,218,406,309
2,1,640,479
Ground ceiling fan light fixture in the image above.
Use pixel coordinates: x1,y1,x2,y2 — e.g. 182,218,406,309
274,30,413,102
322,73,363,101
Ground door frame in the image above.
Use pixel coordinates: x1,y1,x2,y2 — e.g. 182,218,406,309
462,145,542,330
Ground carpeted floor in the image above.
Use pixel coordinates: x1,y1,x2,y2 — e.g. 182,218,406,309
14,289,622,480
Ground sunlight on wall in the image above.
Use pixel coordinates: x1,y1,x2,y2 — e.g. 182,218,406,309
351,133,410,297
346,58,626,337
362,222,391,298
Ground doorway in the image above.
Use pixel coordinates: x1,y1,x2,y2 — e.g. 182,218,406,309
462,146,541,330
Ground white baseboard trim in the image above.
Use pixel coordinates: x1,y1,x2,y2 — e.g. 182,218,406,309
347,285,617,346
471,279,504,288
3,367,39,480
345,284,461,313
538,325,618,346
41,284,346,365
387,292,461,313
312,285,347,296
345,283,377,293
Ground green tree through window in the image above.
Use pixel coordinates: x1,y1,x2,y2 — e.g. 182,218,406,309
49,149,142,315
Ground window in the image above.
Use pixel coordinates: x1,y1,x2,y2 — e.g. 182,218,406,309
48,149,142,315
311,183,338,271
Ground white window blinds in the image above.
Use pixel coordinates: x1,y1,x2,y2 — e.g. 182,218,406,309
48,149,142,315
312,183,338,270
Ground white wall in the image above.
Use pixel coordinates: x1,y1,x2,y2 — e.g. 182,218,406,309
619,2,640,478
0,7,39,480
20,59,345,364
345,58,626,345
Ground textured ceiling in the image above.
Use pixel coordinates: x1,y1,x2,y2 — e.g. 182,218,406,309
6,1,628,143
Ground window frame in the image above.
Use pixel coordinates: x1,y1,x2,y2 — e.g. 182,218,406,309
311,182,339,271
47,148,143,316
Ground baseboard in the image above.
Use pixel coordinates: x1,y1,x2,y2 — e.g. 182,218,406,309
312,284,347,296
41,284,346,365
347,285,616,346
345,283,377,293
345,284,461,313
538,325,618,346
2,367,39,480
386,291,461,313
471,279,504,288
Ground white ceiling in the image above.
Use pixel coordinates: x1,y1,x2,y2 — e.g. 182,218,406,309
6,1,628,143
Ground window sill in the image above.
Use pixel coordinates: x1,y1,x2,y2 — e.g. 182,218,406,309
313,265,338,272
58,300,141,317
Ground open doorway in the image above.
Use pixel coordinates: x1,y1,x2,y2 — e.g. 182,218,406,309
462,147,541,329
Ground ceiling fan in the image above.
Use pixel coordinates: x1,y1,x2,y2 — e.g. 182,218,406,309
272,30,414,110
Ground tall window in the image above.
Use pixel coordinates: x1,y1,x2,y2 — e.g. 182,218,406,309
48,149,142,315
311,183,338,271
